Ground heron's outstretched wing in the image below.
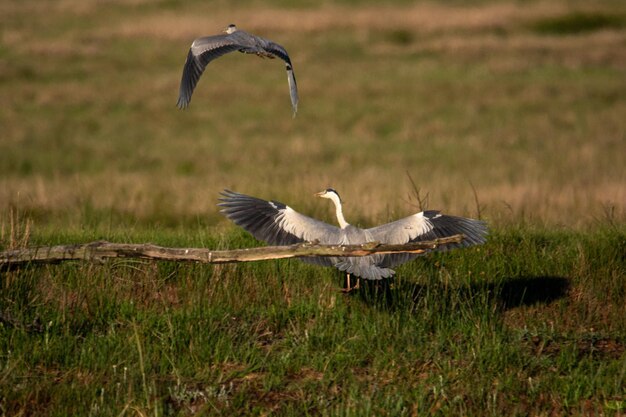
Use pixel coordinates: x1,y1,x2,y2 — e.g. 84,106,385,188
177,35,241,109
218,190,343,266
366,211,488,268
218,190,343,267
262,40,298,117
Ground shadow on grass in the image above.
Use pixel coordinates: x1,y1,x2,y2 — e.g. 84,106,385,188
495,276,570,310
350,275,571,312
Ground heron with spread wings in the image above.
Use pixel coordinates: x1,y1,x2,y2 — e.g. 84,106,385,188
177,24,298,116
219,189,488,291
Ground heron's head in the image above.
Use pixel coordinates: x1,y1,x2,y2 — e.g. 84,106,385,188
224,24,238,34
315,188,342,204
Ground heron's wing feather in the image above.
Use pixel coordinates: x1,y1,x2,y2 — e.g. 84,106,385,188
262,41,298,116
260,40,290,64
366,211,488,268
219,190,342,243
286,64,298,117
177,35,241,109
218,190,342,266
366,212,437,245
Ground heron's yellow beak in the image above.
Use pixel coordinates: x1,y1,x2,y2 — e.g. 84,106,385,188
314,191,325,198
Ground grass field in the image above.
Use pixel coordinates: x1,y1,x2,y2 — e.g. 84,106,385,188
1,0,625,415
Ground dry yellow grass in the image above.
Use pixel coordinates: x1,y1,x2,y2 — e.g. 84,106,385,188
99,3,606,39
1,0,625,231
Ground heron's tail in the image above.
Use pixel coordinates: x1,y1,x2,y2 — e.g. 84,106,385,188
335,258,395,280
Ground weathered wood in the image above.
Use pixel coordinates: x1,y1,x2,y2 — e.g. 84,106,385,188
0,235,464,269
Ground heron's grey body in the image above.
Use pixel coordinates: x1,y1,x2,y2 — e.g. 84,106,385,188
218,189,488,280
177,24,298,116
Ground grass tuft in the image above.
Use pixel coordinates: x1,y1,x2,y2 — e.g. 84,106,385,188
0,207,32,251
530,12,626,35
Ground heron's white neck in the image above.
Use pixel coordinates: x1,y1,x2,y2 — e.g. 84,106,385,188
327,193,349,229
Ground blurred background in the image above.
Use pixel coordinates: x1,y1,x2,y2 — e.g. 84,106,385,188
1,0,625,238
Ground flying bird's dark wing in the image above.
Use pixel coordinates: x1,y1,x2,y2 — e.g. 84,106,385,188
218,190,343,267
177,35,241,109
262,40,298,116
366,211,488,268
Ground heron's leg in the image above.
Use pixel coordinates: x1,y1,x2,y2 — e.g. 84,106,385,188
341,273,360,293
340,273,350,293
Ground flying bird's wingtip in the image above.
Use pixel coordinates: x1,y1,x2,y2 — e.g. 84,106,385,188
290,98,298,118
176,98,189,110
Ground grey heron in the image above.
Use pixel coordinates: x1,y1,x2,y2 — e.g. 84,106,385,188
177,24,298,116
219,189,488,290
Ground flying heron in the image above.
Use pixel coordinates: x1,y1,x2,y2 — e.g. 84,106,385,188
219,189,488,291
177,24,298,116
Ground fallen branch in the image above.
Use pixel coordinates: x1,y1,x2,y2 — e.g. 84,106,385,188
0,235,464,269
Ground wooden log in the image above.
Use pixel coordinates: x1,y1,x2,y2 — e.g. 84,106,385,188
0,235,464,269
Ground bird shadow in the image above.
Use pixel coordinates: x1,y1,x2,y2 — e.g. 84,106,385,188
350,275,571,312
490,275,571,310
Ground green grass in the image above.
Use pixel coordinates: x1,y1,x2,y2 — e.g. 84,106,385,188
1,227,625,415
2,1,625,227
1,0,626,414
